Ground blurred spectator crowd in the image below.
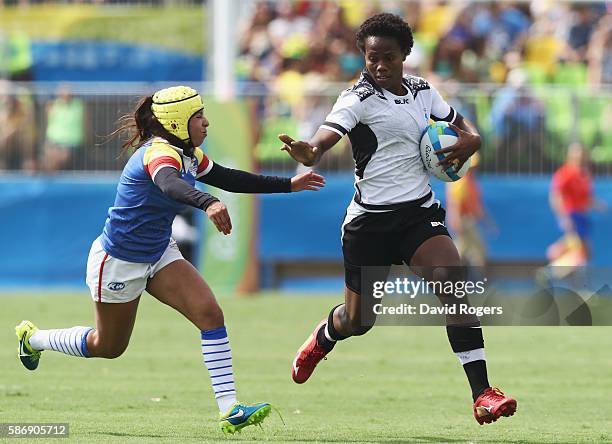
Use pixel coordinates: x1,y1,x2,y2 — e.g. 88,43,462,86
0,82,87,172
0,0,611,174
237,0,611,88
237,0,612,174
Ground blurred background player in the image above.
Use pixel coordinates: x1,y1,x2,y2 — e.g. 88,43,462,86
547,142,606,276
279,13,516,426
15,85,325,434
446,152,497,269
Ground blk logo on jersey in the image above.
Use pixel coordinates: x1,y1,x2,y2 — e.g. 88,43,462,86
108,282,126,291
394,98,410,105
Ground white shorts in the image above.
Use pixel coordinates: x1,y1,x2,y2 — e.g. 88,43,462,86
85,237,184,303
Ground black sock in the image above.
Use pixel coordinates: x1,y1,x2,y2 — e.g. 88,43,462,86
316,305,348,352
446,326,490,401
463,360,490,401
316,325,335,352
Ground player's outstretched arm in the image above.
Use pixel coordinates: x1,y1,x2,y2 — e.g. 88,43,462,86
279,128,342,167
198,163,325,193
153,166,231,235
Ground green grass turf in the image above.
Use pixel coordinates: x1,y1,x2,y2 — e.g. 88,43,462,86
1,292,611,443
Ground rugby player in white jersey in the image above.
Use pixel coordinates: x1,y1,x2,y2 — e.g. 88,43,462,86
280,13,516,425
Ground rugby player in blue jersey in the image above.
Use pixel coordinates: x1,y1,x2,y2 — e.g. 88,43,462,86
15,86,325,434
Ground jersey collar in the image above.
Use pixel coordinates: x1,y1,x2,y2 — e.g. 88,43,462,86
360,69,386,97
152,137,195,158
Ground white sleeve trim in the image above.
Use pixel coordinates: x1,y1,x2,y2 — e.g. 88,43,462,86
320,125,345,138
196,159,214,178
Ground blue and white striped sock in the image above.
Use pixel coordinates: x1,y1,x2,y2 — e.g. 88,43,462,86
201,326,237,413
29,326,93,358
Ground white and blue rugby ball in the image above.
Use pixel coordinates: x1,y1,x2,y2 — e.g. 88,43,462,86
420,121,470,182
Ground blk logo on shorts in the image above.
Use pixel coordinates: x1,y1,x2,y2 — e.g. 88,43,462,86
431,221,445,227
108,282,126,291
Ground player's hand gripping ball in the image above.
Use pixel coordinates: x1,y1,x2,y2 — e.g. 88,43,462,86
420,121,471,182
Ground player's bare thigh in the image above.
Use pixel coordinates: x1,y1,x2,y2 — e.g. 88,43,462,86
409,235,461,270
145,259,224,331
410,235,478,326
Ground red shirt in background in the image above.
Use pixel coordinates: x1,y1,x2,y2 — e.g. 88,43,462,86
552,163,592,213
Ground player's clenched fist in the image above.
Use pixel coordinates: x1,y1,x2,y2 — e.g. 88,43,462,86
206,201,232,235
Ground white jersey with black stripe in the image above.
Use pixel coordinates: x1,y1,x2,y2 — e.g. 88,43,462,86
321,71,457,219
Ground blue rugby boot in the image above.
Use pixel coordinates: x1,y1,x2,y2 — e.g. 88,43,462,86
219,402,271,434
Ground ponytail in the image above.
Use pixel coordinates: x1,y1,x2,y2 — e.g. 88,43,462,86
133,96,156,146
107,95,188,155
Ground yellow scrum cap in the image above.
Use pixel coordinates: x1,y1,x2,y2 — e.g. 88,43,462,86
151,86,204,143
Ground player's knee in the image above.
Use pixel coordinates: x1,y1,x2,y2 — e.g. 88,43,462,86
195,301,224,330
432,266,465,298
432,266,464,284
432,266,448,283
207,305,224,327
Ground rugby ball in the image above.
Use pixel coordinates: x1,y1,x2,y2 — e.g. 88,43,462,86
420,121,470,182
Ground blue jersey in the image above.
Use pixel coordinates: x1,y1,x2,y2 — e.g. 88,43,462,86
100,137,212,263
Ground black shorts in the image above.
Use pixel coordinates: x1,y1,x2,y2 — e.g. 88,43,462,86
342,202,450,294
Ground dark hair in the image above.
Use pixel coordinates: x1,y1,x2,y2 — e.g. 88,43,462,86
356,13,414,56
109,96,187,154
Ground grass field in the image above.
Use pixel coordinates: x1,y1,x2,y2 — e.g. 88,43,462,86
1,292,611,443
